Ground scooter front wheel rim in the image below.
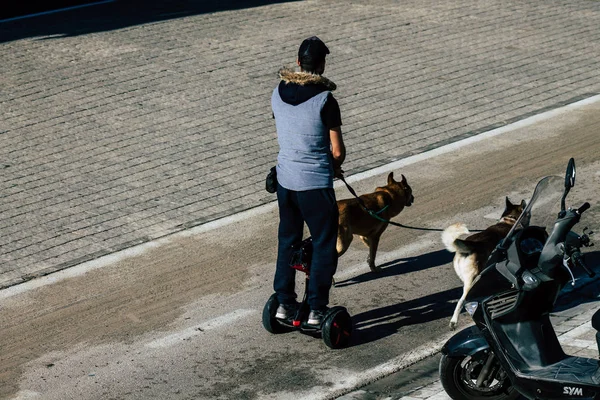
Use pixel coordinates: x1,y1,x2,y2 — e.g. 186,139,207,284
461,354,506,393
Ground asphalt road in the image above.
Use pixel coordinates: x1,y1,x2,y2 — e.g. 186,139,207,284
1,98,599,399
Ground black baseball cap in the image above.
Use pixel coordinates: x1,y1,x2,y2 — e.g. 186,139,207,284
298,36,330,63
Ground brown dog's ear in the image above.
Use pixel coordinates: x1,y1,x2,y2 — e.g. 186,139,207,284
387,172,395,185
505,197,513,207
520,200,527,209
401,174,407,184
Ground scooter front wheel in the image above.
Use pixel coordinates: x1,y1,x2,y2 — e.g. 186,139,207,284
439,352,519,400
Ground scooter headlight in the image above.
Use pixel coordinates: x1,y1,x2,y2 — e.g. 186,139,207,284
465,302,478,316
522,270,540,290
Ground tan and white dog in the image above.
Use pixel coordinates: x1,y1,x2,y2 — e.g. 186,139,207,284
336,172,414,272
442,197,525,329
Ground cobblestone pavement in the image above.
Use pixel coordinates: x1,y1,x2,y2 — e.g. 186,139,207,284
1,0,600,288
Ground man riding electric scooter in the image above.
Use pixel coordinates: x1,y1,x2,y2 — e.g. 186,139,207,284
262,36,352,349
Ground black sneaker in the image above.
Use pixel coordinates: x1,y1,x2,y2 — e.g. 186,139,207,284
275,303,297,320
305,308,327,328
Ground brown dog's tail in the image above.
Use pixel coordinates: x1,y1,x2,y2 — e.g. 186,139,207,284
442,223,471,253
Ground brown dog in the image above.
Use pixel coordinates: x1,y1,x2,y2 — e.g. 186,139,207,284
442,197,526,329
336,172,414,272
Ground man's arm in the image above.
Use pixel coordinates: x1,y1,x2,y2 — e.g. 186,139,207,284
330,126,345,178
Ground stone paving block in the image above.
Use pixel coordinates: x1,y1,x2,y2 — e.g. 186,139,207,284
426,393,450,400
571,348,599,359
411,382,444,398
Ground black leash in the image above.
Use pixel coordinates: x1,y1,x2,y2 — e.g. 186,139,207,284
338,176,445,232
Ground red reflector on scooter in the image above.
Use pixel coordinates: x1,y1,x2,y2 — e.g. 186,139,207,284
291,264,310,273
293,320,301,327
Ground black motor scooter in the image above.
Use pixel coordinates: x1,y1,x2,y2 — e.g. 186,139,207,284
439,158,600,400
262,237,353,349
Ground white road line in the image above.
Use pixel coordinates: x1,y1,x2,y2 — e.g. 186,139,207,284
145,309,255,349
0,0,116,24
10,390,42,399
2,94,600,298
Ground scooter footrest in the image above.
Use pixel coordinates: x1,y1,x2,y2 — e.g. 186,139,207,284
525,356,600,385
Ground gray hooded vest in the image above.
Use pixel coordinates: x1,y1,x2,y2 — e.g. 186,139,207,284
272,89,333,191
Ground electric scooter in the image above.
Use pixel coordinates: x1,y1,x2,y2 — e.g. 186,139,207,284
262,237,353,349
439,158,600,400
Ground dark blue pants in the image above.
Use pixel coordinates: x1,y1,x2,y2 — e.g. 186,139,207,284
274,184,339,310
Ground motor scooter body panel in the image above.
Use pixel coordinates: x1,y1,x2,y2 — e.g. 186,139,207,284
488,317,565,370
474,287,600,399
511,366,600,400
480,282,566,368
441,325,489,357
465,258,516,304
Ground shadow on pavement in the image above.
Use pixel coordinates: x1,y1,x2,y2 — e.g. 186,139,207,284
334,249,454,288
1,0,299,43
350,286,462,347
349,250,600,347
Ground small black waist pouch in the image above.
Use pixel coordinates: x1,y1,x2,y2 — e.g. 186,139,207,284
265,166,277,193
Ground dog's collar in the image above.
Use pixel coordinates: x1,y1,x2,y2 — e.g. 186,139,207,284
500,216,517,224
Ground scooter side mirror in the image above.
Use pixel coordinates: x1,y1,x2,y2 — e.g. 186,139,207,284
561,158,576,213
565,158,576,189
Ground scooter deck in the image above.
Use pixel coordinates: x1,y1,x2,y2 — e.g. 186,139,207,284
276,317,321,333
523,356,600,385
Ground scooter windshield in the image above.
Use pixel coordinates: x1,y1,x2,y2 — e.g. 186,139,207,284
505,176,564,241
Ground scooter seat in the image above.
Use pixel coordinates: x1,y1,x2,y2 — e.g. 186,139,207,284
592,308,600,331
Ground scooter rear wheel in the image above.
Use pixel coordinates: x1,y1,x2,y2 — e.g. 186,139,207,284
262,294,293,334
321,307,352,349
439,352,519,400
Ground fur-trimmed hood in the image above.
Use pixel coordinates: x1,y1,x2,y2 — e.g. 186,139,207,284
278,67,336,91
